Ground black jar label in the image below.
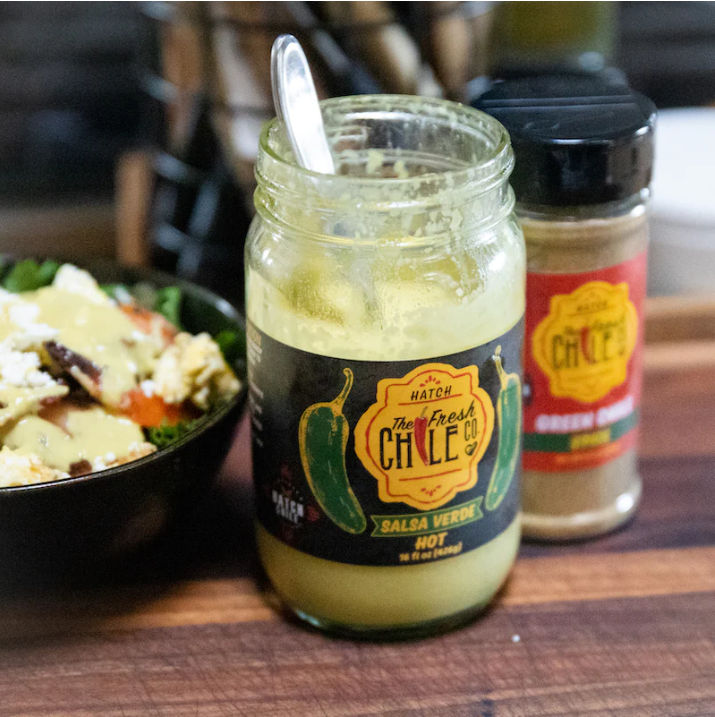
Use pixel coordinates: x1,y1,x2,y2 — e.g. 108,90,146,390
248,318,523,566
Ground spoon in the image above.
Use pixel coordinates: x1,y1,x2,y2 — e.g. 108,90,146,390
270,35,379,315
270,34,336,175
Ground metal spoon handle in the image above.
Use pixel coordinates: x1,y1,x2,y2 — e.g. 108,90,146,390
271,34,335,175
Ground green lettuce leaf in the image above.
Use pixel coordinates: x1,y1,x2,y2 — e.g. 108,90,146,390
145,418,203,450
214,329,244,366
100,283,132,303
155,286,182,328
4,260,60,293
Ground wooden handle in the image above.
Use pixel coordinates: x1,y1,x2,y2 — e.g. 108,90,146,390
324,1,423,95
160,2,206,151
428,2,472,99
115,151,153,267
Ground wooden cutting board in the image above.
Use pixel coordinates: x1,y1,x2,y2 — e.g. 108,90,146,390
0,296,713,716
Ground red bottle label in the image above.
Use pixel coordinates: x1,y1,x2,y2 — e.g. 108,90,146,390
523,252,647,473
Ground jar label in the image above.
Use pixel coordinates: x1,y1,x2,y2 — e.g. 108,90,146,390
247,318,523,566
524,252,647,473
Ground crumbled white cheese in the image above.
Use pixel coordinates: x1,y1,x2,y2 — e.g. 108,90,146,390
8,302,40,326
92,451,119,471
0,446,67,487
0,289,57,350
10,323,57,351
93,442,157,471
140,379,156,397
127,442,155,457
52,264,110,305
153,332,240,410
0,340,56,388
0,287,24,312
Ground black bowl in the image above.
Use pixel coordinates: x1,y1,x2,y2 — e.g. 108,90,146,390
0,261,247,589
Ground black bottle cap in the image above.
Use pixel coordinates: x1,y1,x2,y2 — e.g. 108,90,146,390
472,75,657,206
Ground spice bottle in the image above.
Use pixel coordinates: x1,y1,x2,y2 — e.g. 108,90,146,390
475,76,656,540
246,95,525,636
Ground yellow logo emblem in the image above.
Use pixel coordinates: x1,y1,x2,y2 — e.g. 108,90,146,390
354,363,495,511
532,281,638,403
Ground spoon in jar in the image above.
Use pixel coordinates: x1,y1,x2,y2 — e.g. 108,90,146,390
271,35,380,315
270,34,336,175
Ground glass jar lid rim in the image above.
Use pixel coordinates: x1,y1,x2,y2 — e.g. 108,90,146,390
257,94,514,193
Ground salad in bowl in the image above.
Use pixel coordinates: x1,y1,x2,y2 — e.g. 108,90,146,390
0,260,241,486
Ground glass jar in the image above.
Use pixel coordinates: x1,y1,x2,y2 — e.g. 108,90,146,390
475,76,656,541
246,95,525,636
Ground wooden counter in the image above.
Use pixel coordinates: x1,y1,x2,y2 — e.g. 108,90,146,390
0,299,713,716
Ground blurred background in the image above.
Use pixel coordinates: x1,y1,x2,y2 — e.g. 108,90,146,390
0,1,713,305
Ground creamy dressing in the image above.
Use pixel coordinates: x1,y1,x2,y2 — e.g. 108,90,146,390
29,287,162,406
2,407,145,472
0,284,153,474
0,384,68,426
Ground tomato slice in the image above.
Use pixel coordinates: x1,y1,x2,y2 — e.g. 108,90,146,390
119,303,177,346
119,389,187,427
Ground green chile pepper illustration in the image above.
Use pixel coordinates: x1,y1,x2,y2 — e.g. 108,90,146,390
485,346,522,512
298,368,367,534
